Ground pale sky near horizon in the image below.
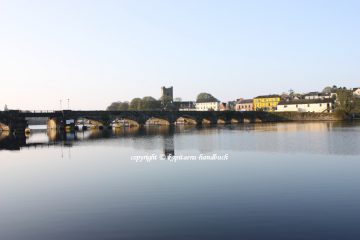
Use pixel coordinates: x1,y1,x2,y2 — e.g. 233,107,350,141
1,0,359,110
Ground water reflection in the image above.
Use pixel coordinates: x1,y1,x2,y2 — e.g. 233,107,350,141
1,122,360,240
1,122,360,155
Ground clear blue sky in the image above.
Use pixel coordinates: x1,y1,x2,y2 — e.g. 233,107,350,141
1,0,359,110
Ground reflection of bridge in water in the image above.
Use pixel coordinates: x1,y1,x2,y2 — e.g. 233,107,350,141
2,122,360,155
0,126,178,156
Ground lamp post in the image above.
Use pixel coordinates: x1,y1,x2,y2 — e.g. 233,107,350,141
67,98,70,110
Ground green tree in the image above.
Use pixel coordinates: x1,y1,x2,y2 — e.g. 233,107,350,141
141,96,161,110
196,93,217,102
129,98,142,110
106,101,129,111
335,89,360,115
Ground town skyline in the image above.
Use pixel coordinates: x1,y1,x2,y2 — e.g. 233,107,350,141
2,83,358,111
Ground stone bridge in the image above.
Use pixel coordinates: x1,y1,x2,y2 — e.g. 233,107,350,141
0,110,292,134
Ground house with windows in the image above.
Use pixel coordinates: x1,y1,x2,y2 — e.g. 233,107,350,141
276,99,335,113
235,99,253,111
195,99,220,111
253,95,281,111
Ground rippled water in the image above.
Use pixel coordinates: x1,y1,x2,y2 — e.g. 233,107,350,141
1,122,360,240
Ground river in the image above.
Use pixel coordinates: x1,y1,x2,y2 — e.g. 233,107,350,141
1,122,360,239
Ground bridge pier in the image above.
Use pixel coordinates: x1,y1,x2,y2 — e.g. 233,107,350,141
47,117,77,132
47,117,68,131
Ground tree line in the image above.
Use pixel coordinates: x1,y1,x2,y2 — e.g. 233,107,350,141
107,93,218,111
107,96,162,111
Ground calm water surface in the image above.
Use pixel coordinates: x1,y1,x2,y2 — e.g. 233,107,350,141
1,122,360,240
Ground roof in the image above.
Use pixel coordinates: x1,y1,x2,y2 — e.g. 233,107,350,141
237,99,253,104
174,101,194,104
303,91,320,96
278,99,334,105
303,92,331,97
254,94,280,99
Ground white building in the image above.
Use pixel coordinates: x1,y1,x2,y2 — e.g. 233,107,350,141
353,88,360,97
303,92,335,100
195,99,220,111
276,99,335,113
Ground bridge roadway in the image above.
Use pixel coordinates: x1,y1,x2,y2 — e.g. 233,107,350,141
0,110,287,133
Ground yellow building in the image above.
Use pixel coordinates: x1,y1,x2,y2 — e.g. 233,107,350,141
253,95,281,111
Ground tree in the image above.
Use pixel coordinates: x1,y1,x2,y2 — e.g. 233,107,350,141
322,86,332,94
129,98,142,110
288,89,295,99
335,89,360,115
196,93,217,102
280,92,289,100
141,96,161,110
106,101,129,111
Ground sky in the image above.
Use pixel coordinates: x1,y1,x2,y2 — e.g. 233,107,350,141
1,0,359,110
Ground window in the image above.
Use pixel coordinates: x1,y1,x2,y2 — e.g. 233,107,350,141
296,104,298,108
319,104,322,107
308,104,310,107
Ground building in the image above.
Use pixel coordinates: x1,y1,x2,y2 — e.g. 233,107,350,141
303,91,336,100
235,99,253,111
253,95,281,111
174,101,196,111
161,86,173,102
196,99,220,111
276,99,335,113
226,101,236,111
353,87,360,97
219,102,227,111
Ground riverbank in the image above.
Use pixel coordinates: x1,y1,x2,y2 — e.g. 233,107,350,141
272,112,343,122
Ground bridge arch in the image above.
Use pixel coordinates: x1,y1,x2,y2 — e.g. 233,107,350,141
145,117,171,126
77,117,105,130
111,118,140,128
47,118,58,130
230,117,241,124
176,114,197,125
200,116,218,125
0,122,10,131
217,115,233,124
